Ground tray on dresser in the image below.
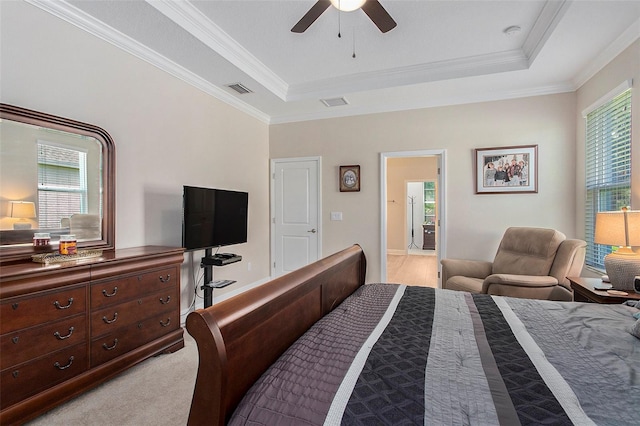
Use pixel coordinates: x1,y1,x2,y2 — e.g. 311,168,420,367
31,249,103,264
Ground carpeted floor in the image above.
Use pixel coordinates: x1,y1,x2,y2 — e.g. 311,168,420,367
26,329,198,426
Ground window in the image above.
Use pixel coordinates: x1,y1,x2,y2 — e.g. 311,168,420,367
423,181,436,223
37,142,88,228
584,85,632,270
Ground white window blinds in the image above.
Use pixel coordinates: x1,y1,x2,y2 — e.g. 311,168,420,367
584,87,632,269
37,142,88,228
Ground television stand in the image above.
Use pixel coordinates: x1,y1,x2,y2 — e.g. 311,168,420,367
202,253,242,266
200,248,241,308
202,279,236,289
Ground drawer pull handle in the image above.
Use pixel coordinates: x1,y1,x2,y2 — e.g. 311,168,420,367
12,303,19,310
102,312,118,324
102,339,119,351
159,274,171,283
160,318,171,327
53,298,74,310
159,296,171,305
102,287,118,297
54,356,74,370
54,327,75,340
12,336,19,344
12,370,19,378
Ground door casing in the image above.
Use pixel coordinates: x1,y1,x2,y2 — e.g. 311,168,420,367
380,150,447,286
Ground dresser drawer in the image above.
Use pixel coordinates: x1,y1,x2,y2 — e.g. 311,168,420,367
0,286,87,334
91,288,178,337
90,310,180,367
0,343,88,410
90,266,177,309
0,313,86,370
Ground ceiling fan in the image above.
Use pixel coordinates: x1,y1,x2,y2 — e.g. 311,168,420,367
291,0,397,34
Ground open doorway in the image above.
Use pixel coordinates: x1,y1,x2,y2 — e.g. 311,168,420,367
380,150,446,288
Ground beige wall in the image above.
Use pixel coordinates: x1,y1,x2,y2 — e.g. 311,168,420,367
270,92,578,282
0,2,271,312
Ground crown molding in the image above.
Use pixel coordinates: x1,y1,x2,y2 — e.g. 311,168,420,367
573,18,640,89
286,50,529,101
522,0,571,65
25,0,270,124
146,0,289,100
270,82,576,124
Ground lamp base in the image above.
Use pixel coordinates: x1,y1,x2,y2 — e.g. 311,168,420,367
604,252,640,291
13,222,32,230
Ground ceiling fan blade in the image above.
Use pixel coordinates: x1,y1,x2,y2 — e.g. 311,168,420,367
361,0,397,33
291,0,332,33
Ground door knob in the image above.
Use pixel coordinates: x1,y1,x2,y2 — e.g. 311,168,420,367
308,229,317,233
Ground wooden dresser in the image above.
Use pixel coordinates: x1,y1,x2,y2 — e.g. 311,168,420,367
0,246,184,425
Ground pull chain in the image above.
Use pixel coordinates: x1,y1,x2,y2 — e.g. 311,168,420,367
352,27,356,58
337,0,341,38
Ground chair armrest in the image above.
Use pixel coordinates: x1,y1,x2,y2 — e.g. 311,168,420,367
481,274,558,293
441,259,493,284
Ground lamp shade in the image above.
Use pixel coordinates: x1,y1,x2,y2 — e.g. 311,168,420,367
594,210,640,247
9,201,36,219
627,210,640,246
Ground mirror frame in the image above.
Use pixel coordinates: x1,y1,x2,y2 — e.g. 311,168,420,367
0,103,115,263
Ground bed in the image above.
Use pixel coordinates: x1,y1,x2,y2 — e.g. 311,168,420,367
185,245,639,425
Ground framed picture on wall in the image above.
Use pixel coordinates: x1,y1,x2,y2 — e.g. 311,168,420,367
474,145,538,194
340,165,360,192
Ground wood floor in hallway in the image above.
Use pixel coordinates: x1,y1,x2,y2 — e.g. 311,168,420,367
387,253,438,288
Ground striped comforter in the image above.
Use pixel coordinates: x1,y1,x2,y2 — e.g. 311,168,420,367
230,284,639,425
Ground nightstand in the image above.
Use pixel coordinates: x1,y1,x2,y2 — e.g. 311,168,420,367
568,276,640,304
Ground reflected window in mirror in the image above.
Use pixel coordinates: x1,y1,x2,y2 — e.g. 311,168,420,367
0,104,114,263
37,141,102,231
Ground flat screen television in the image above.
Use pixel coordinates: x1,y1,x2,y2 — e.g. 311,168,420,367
182,186,248,251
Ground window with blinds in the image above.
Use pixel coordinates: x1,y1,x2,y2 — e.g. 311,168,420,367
37,142,88,228
584,87,632,269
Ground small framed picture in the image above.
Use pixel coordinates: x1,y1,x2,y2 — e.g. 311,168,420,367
339,165,360,192
474,145,538,194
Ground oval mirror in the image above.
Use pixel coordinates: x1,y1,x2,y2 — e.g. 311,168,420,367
0,104,115,263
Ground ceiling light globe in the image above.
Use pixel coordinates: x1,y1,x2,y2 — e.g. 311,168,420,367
330,0,366,12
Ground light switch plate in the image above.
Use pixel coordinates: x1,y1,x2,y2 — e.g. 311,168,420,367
330,212,343,221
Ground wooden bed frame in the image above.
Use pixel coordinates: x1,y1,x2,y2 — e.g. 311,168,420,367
185,245,367,425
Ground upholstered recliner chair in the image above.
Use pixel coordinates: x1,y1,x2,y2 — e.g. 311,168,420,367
441,227,586,301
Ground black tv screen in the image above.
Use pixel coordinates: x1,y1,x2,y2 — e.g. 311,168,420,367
182,186,248,251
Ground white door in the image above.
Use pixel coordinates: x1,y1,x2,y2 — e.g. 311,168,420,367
271,157,321,277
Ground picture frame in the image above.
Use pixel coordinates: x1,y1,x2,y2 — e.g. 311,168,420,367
339,165,360,192
474,145,538,194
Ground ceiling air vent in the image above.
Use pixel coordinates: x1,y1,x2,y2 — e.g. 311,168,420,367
226,83,253,94
321,97,348,107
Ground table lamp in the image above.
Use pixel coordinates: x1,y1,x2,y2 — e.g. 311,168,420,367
594,208,640,291
10,201,37,230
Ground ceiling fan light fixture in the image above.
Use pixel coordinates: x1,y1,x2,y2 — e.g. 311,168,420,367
330,0,366,12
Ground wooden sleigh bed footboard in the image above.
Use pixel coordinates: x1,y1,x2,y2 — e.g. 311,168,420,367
185,244,367,425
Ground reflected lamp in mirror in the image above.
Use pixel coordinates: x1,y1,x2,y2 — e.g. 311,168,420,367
9,201,36,230
594,208,640,291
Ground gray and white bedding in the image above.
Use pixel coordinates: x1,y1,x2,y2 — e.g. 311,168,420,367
230,284,640,425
